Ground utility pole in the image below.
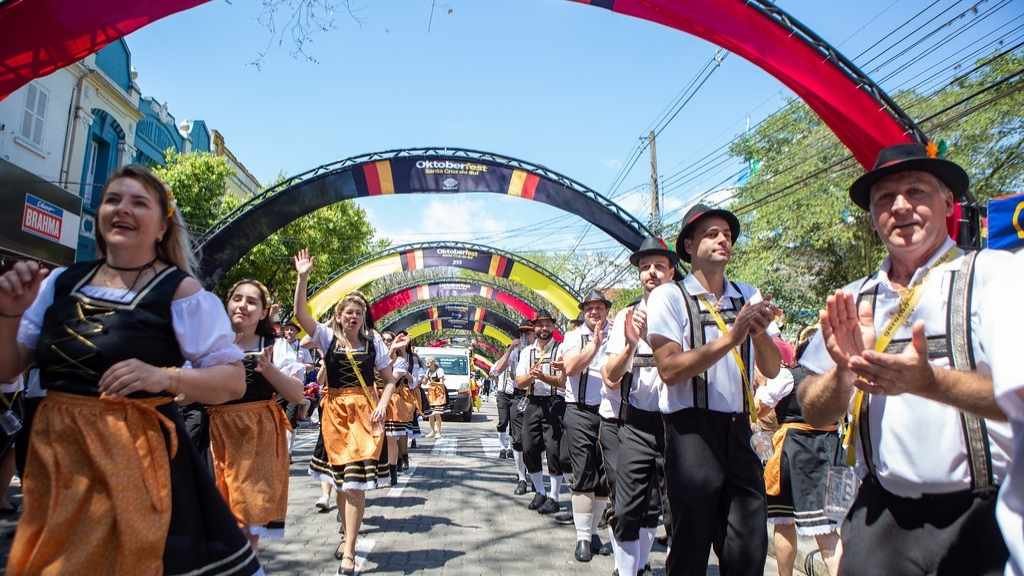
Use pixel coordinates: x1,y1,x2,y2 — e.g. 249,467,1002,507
648,130,660,234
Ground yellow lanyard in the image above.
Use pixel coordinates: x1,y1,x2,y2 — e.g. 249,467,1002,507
697,294,757,423
343,346,379,406
843,246,960,465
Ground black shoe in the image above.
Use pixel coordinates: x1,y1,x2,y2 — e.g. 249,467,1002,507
410,439,417,448
553,510,574,525
591,534,612,556
639,564,652,576
527,481,536,493
654,534,669,547
389,469,399,487
528,493,547,510
537,497,559,514
514,480,529,495
574,539,593,562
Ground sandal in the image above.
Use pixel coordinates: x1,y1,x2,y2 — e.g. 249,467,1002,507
337,554,356,575
334,539,345,560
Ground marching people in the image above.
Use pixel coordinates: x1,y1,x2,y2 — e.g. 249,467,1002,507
756,327,840,576
492,320,536,492
515,310,565,515
558,290,614,562
388,330,421,473
647,203,782,576
275,321,314,436
603,236,678,576
215,279,306,548
292,248,399,576
424,357,448,439
0,165,260,575
798,143,1012,575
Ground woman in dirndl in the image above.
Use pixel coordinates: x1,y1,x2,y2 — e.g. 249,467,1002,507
423,357,448,439
214,279,306,549
755,327,841,576
292,249,398,576
0,165,261,575
389,330,422,472
378,331,415,486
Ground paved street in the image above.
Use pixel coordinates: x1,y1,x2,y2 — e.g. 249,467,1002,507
259,397,781,576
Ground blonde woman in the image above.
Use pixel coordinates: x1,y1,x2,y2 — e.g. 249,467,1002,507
424,357,448,439
0,165,260,575
215,279,305,548
292,248,397,575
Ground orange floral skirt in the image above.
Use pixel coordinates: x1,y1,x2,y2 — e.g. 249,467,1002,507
309,387,385,490
208,399,291,538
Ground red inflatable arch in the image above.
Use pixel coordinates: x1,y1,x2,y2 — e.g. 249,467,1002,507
0,0,923,168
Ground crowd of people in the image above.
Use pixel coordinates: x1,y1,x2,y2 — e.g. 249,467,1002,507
0,141,1019,576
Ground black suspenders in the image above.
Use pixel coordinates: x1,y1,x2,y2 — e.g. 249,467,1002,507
677,281,749,411
577,333,591,408
855,252,993,494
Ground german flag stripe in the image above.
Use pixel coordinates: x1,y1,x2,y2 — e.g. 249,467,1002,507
507,169,528,197
417,285,430,300
363,161,395,195
474,320,484,333
521,173,540,200
488,255,510,277
479,286,494,299
474,308,485,322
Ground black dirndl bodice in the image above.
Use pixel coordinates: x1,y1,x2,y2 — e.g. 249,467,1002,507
774,366,809,424
35,261,186,397
232,335,278,404
324,333,376,389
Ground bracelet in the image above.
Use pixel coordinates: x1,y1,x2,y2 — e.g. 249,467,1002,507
165,367,182,396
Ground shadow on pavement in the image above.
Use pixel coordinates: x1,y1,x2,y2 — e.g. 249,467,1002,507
365,547,466,575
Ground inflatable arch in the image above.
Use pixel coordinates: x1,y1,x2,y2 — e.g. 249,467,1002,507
306,241,581,321
370,278,540,321
381,300,521,341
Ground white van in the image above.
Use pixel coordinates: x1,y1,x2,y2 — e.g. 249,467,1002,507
415,346,474,421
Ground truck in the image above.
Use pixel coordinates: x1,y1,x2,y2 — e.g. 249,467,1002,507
414,345,474,422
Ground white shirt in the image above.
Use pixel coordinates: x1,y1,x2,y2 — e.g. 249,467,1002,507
605,300,664,416
17,267,243,369
646,273,778,414
987,249,1024,576
310,324,391,371
559,322,612,407
754,367,796,409
495,342,526,395
271,338,312,381
800,239,1013,498
515,339,560,396
394,355,424,390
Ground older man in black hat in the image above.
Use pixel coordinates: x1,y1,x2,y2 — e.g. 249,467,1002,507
557,290,615,562
798,143,1012,575
491,320,536,494
516,310,566,515
646,203,781,576
603,236,678,576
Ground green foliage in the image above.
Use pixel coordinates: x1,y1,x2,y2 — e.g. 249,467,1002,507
152,149,234,234
725,52,1024,327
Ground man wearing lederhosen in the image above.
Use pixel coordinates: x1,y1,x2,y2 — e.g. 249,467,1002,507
799,143,1012,575
647,204,781,575
516,310,565,515
558,291,614,562
603,236,678,576
491,320,535,494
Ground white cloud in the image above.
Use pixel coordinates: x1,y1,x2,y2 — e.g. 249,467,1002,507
374,198,508,246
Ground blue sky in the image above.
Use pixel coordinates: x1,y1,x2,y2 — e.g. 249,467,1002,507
122,0,1018,256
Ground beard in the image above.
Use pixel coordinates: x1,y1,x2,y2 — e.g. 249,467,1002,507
536,329,552,340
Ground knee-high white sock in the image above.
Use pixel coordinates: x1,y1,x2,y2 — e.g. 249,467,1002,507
591,498,609,535
608,527,624,563
549,474,562,501
513,450,527,482
638,527,657,572
530,472,547,496
498,431,510,450
571,493,595,541
615,537,640,576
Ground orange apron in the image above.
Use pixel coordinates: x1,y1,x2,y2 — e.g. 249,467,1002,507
385,387,415,422
8,392,177,576
208,400,291,531
427,382,447,409
321,387,383,466
764,422,836,496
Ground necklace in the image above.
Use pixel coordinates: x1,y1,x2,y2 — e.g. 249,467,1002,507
104,257,157,271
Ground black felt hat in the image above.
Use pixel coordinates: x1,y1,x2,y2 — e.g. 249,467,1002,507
849,143,969,210
675,204,741,263
533,309,557,323
517,320,534,333
579,289,612,310
629,236,680,267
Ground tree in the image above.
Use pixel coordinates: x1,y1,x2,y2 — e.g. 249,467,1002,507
724,52,1024,328
153,150,234,235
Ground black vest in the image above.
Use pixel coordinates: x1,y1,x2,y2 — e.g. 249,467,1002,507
234,335,278,404
324,333,376,389
35,261,187,397
773,366,808,424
